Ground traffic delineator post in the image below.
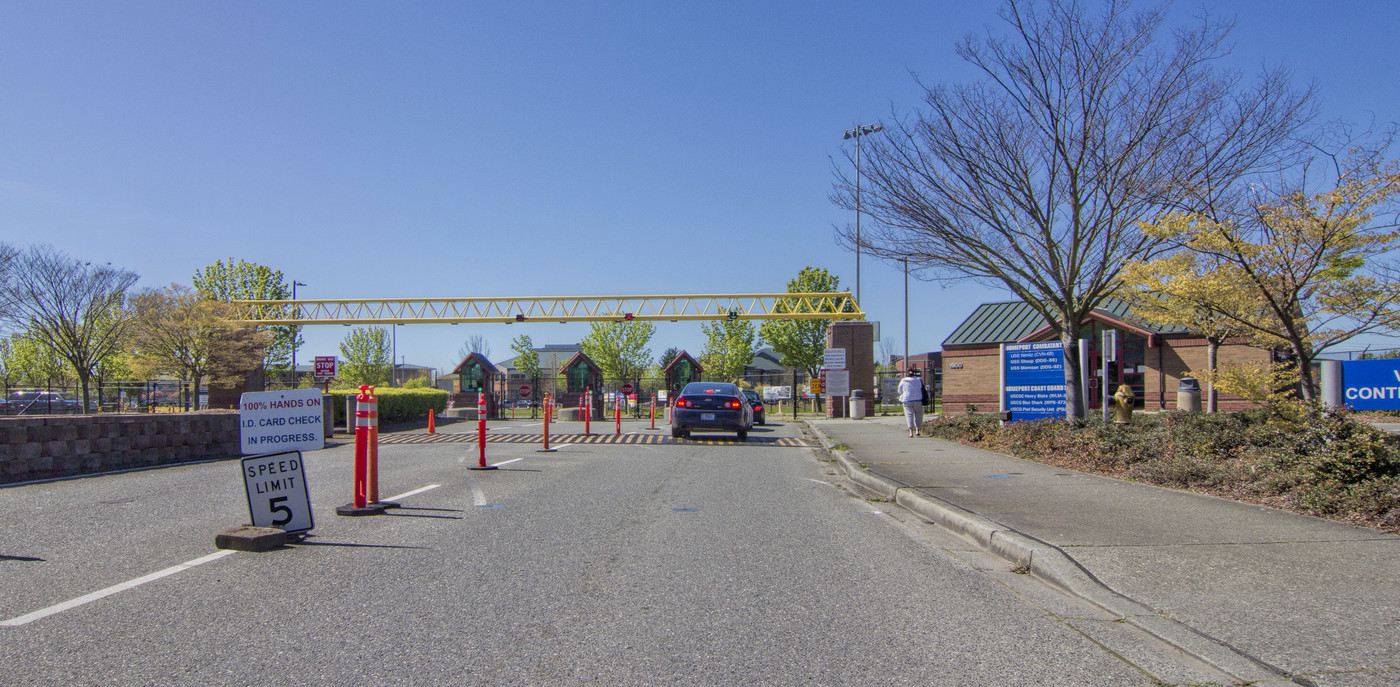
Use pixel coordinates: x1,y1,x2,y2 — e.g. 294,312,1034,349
469,391,496,470
615,393,622,435
337,385,387,516
648,392,658,430
538,393,556,453
583,386,592,436
366,387,399,508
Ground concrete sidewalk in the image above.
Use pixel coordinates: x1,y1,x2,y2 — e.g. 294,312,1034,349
809,415,1400,686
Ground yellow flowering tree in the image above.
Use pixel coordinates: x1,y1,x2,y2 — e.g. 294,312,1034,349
1131,159,1400,404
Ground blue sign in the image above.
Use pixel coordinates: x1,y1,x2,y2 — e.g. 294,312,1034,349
1003,342,1066,421
1340,359,1400,410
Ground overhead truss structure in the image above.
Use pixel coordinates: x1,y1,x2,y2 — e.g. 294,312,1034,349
235,293,864,325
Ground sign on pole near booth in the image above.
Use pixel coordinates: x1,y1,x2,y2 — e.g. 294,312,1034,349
239,388,326,454
314,356,337,379
823,348,847,371
242,450,314,533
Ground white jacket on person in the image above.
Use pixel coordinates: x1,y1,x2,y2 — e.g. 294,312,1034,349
897,376,923,403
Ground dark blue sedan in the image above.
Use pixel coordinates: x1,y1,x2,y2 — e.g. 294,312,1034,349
671,382,753,441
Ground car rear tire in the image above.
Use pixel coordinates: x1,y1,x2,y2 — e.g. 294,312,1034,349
736,430,748,441
671,427,683,439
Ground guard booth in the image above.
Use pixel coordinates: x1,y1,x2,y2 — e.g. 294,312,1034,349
663,351,703,398
451,352,498,419
559,352,603,420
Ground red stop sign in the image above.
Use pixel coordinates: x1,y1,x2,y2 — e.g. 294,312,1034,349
519,385,531,396
620,383,634,394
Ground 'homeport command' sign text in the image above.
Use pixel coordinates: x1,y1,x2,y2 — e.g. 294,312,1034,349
1002,342,1066,421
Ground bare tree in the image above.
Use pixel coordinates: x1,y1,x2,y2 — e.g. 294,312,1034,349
128,284,268,406
1,245,139,409
458,334,491,361
835,0,1314,419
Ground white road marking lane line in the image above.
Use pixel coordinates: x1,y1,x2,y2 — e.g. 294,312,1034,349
491,458,522,467
385,484,440,502
465,477,487,507
1,550,236,628
806,478,838,488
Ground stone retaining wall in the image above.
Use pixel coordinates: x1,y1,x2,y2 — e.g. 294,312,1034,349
0,412,241,485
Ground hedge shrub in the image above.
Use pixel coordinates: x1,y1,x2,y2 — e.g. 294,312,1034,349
328,387,449,426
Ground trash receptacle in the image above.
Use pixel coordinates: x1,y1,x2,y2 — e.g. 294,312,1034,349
1177,377,1201,412
849,390,866,419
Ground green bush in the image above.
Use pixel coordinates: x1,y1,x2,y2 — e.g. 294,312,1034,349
328,387,449,426
923,407,1400,533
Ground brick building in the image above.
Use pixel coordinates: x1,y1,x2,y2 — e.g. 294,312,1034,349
940,301,1271,415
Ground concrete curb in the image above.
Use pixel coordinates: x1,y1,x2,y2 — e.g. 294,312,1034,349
806,421,1289,684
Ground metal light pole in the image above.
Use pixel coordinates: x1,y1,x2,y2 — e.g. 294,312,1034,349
288,279,305,386
843,123,883,305
902,258,909,373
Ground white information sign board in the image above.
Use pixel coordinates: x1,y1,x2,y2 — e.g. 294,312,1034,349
763,386,792,401
823,348,847,370
826,370,851,397
881,376,899,400
241,450,314,533
239,388,326,455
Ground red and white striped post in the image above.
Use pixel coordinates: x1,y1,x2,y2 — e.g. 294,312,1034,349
614,392,622,434
470,390,495,470
538,393,556,453
365,386,380,503
650,392,656,430
337,385,387,516
583,386,592,435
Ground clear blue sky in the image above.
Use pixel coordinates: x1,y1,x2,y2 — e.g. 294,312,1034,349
2,1,1398,372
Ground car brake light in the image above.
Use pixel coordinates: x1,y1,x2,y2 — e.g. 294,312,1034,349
727,399,741,409
676,398,692,409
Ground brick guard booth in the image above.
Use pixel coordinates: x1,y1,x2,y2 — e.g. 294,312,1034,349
451,352,498,419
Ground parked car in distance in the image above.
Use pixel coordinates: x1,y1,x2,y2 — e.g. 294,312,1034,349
740,389,766,425
671,382,753,441
7,391,81,414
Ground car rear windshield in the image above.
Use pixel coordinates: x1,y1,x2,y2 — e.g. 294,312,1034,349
681,383,738,396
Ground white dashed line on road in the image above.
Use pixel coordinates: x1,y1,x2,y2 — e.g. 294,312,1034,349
1,550,236,628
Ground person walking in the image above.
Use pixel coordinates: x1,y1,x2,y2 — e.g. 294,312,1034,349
898,368,925,437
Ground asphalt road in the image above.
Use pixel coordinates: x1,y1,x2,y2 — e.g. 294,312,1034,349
1,419,1209,685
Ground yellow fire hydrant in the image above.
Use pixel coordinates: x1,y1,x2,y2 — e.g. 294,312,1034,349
1112,384,1134,423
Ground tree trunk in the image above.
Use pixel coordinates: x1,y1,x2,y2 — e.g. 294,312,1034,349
1061,329,1085,421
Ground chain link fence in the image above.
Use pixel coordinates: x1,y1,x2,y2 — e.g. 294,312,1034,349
1,380,204,415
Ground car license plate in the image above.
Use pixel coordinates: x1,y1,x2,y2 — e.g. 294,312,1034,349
701,413,715,421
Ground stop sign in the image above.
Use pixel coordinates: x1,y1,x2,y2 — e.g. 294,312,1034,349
620,383,634,395
519,384,531,396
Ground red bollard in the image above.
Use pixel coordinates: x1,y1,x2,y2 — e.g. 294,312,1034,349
470,391,495,470
336,385,387,516
615,394,622,434
538,394,556,453
366,386,380,503
583,386,592,436
650,393,656,430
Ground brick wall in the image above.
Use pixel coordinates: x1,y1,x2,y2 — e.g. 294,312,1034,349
0,412,241,485
942,347,1001,415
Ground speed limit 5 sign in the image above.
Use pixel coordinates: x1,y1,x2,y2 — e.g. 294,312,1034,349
242,450,314,533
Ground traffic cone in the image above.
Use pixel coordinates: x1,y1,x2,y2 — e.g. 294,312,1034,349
428,410,436,434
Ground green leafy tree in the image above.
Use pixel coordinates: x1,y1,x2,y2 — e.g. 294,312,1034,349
128,284,268,405
510,334,541,382
580,320,655,383
338,326,393,387
758,267,850,376
6,331,72,388
657,347,681,371
192,258,300,377
1,245,138,408
700,318,756,380
1134,158,1400,406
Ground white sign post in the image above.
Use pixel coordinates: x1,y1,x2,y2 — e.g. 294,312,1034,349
242,450,314,533
239,388,326,455
823,348,847,371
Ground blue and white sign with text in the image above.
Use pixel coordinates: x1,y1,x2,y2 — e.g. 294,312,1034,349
1003,342,1066,421
1340,359,1400,411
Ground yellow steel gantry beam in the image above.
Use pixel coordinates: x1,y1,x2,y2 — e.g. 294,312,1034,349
234,292,865,325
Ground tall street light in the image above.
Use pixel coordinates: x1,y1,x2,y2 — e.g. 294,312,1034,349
288,279,305,386
843,123,883,306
